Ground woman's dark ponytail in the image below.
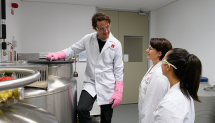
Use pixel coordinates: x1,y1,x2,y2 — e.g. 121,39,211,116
167,48,202,102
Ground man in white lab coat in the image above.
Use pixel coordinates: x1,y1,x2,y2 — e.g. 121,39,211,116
46,12,124,123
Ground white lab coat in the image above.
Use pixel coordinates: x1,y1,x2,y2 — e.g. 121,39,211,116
63,32,123,105
153,82,195,123
138,61,169,123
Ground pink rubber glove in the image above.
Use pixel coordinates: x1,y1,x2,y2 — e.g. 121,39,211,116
110,81,123,109
46,51,66,61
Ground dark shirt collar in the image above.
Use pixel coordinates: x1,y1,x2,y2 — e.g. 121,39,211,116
97,34,107,42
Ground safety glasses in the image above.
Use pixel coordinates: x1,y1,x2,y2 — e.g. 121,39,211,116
148,46,153,51
162,59,177,69
96,25,110,31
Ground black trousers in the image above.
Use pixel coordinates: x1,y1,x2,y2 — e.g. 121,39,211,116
77,90,113,123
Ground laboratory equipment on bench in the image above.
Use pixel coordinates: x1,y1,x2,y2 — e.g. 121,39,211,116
4,52,77,122
1,40,17,62
72,56,78,77
22,59,77,123
194,77,215,123
12,52,77,123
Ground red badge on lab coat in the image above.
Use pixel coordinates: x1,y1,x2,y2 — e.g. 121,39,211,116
111,44,115,48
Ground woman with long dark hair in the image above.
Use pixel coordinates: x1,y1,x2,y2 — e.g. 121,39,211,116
153,48,202,123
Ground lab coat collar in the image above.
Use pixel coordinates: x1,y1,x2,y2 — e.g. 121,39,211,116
92,32,97,39
148,61,162,74
169,82,180,93
92,32,99,50
106,32,115,41
92,32,115,52
92,32,115,53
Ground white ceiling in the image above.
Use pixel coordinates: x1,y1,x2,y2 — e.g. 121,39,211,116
22,0,177,11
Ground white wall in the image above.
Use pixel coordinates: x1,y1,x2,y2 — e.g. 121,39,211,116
150,0,215,85
21,1,96,52
148,11,156,68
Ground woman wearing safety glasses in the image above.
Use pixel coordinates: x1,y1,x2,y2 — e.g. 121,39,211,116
153,48,202,123
138,38,172,123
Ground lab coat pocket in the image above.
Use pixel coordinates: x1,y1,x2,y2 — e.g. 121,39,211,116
103,49,115,64
103,70,115,82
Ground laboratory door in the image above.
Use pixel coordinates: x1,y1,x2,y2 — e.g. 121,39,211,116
98,10,149,104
